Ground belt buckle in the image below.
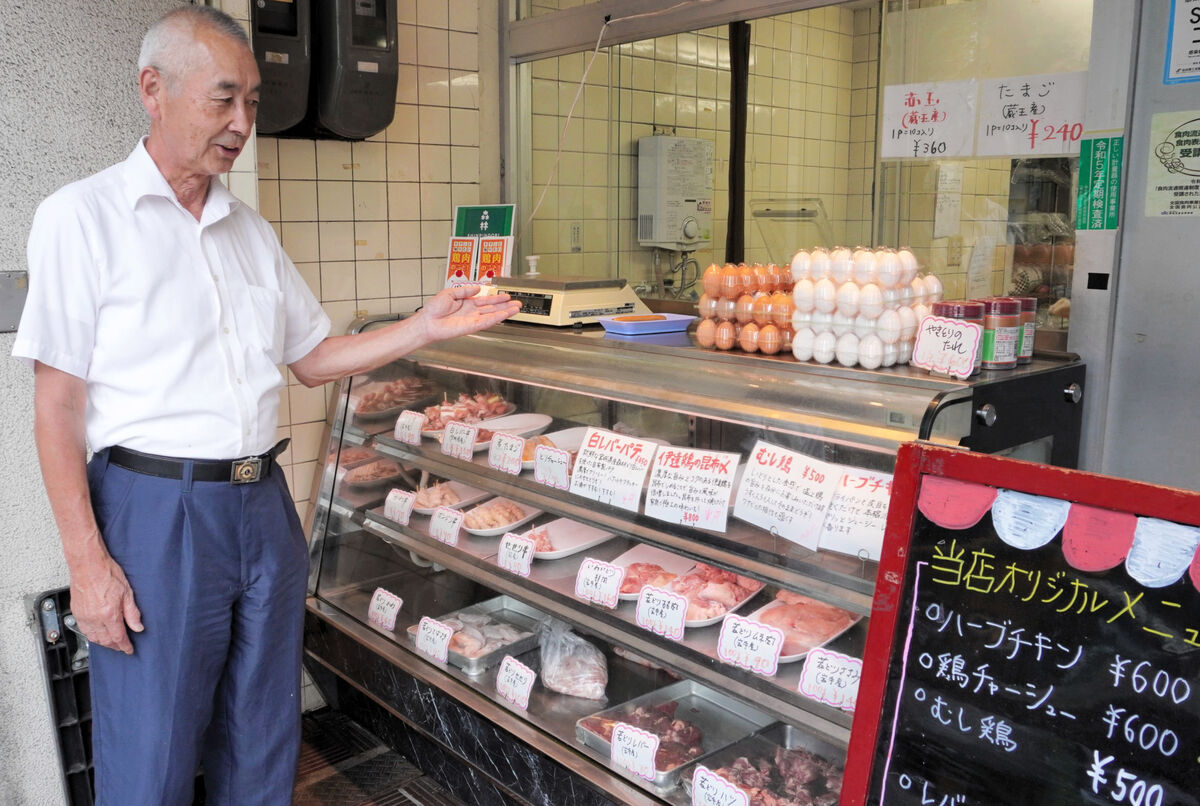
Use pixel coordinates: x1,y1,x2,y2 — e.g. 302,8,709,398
231,456,263,484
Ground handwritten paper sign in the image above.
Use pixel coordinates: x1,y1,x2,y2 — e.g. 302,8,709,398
497,531,535,577
966,234,996,301
441,421,479,460
495,655,536,711
429,505,464,547
817,470,894,561
367,588,403,631
414,616,454,663
691,765,750,806
645,447,739,532
394,410,424,445
732,442,842,551
911,315,983,379
934,162,963,239
534,445,572,489
881,79,977,159
717,613,785,677
976,72,1086,157
635,585,688,641
488,432,524,475
610,722,659,782
569,428,659,512
798,647,861,713
383,488,416,525
575,557,625,609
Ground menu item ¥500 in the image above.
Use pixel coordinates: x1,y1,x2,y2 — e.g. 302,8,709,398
413,482,461,510
344,458,403,485
668,563,764,622
620,563,679,596
711,746,843,806
580,701,705,771
422,392,512,431
463,499,526,531
754,590,859,658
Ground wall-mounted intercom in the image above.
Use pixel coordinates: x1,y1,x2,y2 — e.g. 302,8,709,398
637,135,714,252
250,0,311,134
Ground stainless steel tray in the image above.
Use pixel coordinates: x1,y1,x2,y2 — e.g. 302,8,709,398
575,678,773,791
407,595,543,676
679,722,846,801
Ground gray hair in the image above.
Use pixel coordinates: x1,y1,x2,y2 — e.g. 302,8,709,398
138,5,251,93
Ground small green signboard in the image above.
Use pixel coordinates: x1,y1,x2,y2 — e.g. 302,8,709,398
1076,136,1124,230
454,205,515,237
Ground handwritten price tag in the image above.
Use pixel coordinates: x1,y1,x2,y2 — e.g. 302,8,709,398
495,655,536,711
383,488,415,525
394,410,424,445
645,447,739,532
717,613,784,677
415,616,454,663
575,557,624,609
798,647,862,712
497,531,535,577
441,421,479,460
488,432,524,475
533,445,571,489
635,585,688,641
610,722,659,782
691,764,749,806
429,506,463,546
367,588,403,631
911,315,983,379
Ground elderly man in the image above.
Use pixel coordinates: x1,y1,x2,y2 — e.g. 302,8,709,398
13,6,518,805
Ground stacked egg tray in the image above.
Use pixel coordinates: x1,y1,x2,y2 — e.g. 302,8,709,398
695,246,943,370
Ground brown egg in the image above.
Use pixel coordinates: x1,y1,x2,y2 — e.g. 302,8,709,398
752,293,774,326
735,294,756,324
780,325,794,351
739,322,760,353
695,317,717,348
715,296,738,322
698,293,717,319
714,320,737,350
758,324,782,355
765,263,786,293
719,264,742,299
738,263,757,296
752,263,772,294
702,264,722,298
770,290,794,328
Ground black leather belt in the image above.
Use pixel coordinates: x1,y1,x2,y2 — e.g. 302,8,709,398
106,439,290,484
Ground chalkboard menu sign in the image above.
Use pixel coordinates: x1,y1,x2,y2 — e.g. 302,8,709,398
843,443,1200,806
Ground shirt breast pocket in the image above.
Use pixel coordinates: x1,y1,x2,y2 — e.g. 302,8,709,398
239,284,286,364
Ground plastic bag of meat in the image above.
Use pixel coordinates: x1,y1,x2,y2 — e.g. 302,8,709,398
538,619,608,701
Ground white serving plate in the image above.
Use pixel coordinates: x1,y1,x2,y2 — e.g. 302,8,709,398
460,497,544,537
744,597,862,663
669,563,763,628
520,426,589,470
519,517,615,560
609,543,696,601
411,480,490,516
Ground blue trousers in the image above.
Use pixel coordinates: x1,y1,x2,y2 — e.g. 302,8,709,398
86,449,308,806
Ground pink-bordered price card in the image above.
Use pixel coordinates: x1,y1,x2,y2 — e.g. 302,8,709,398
911,315,983,380
798,646,862,712
574,557,624,609
383,488,416,525
717,612,785,677
394,410,425,445
488,432,524,475
533,445,571,489
441,421,478,460
429,506,464,547
635,585,687,641
367,588,403,631
610,722,659,782
691,764,749,806
497,531,535,577
414,616,454,663
495,655,536,711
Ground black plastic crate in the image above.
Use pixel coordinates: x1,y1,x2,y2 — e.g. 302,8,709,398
34,587,93,806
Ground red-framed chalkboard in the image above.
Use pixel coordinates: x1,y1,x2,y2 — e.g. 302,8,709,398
843,442,1200,806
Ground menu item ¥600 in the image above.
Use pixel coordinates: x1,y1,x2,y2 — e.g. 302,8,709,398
421,392,512,431
668,563,764,624
580,701,705,772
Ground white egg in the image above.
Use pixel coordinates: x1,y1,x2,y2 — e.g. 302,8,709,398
789,249,811,282
835,332,860,367
831,310,856,336
881,286,902,310
909,276,928,306
813,277,838,313
854,312,878,338
812,331,837,364
835,281,861,317
858,334,884,369
923,273,944,303
852,250,878,285
791,309,813,331
898,339,914,364
911,304,931,333
876,309,902,344
897,248,919,284
830,247,853,283
881,340,899,367
896,281,915,308
791,327,816,361
875,251,902,288
897,305,918,341
808,248,832,280
792,278,816,312
809,310,834,333
858,283,884,318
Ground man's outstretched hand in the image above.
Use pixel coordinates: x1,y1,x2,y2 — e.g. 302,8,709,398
417,284,522,343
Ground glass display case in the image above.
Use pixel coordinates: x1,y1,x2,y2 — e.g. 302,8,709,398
303,318,1084,806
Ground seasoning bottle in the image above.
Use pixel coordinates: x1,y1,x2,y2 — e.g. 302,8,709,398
931,300,985,375
978,297,1021,370
1014,296,1037,364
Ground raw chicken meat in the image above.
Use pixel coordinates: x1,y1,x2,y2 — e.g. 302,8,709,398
580,700,705,772
754,591,858,656
422,392,511,430
708,744,844,806
413,482,461,509
668,563,764,622
619,562,678,595
463,499,526,530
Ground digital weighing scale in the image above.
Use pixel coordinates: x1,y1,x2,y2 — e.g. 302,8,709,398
493,277,652,326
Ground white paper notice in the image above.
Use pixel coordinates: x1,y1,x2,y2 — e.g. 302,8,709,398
817,469,894,560
495,655,536,711
933,162,963,239
610,722,658,782
644,447,739,532
533,445,571,489
441,421,478,460
965,235,996,300
488,432,524,475
497,531,535,577
429,506,463,547
575,557,624,609
367,588,403,631
717,613,784,677
383,488,416,525
415,616,453,663
798,647,862,713
1165,0,1200,84
976,72,1087,156
691,765,750,806
732,442,842,551
394,410,424,445
569,428,659,512
911,316,983,380
881,80,977,159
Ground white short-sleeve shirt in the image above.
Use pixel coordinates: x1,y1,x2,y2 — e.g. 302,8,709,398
13,140,331,459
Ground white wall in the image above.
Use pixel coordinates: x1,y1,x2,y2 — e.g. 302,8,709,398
0,2,177,803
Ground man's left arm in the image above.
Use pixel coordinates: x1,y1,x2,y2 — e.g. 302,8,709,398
289,284,520,388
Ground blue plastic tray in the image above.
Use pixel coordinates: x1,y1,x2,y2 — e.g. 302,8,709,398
596,313,697,335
